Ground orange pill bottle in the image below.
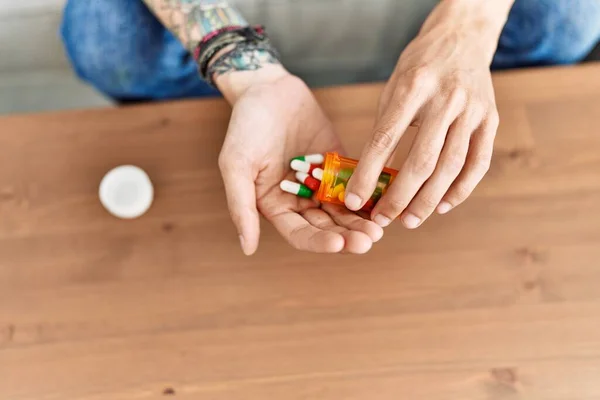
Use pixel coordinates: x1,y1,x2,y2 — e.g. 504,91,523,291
316,152,399,212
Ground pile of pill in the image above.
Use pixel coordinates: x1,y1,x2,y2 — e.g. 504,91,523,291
279,154,325,198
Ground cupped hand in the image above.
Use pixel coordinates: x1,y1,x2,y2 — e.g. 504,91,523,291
345,0,505,229
218,69,383,255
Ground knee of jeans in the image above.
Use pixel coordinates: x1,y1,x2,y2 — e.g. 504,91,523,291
61,29,145,98
60,0,168,99
497,0,600,66
546,2,600,63
60,15,213,99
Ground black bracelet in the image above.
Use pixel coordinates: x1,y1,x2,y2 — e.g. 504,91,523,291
198,35,246,78
205,40,281,87
194,25,275,83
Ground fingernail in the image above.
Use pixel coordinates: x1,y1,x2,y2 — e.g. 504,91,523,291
373,214,392,228
239,235,249,255
344,193,362,211
402,213,421,229
437,201,453,214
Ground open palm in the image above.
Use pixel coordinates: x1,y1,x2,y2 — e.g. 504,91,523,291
219,75,383,255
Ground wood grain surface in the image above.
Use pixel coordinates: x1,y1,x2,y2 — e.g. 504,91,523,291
1,64,600,400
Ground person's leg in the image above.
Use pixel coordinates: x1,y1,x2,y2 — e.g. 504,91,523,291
492,0,600,69
60,0,218,101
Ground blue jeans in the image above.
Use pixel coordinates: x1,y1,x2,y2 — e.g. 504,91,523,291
61,0,600,101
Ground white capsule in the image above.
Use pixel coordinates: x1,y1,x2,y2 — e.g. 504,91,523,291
290,159,311,173
300,154,324,164
312,168,324,181
281,180,300,194
280,180,312,198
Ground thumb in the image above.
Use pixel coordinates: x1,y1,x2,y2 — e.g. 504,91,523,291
219,157,261,255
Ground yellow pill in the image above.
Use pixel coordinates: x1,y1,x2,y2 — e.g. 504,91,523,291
338,190,345,202
332,183,345,198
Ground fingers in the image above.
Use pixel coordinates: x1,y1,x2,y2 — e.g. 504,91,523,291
345,91,421,211
339,231,374,255
270,211,345,253
321,203,384,243
302,208,374,254
437,113,498,213
269,206,379,254
219,156,261,255
380,111,480,228
370,98,462,227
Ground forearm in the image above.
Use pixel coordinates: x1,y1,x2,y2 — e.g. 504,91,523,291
141,0,249,52
142,0,286,103
458,0,516,37
420,0,516,64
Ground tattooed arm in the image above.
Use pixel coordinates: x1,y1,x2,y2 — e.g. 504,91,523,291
143,0,374,255
142,0,285,102
142,0,249,52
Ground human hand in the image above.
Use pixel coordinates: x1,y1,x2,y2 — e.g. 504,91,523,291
345,0,512,229
217,67,383,255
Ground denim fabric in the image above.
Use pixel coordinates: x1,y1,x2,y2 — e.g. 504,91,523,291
61,0,600,101
492,0,600,69
61,0,219,100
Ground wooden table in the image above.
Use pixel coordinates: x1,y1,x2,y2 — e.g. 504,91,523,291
1,64,600,400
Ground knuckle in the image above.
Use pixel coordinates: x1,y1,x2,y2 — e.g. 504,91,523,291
410,66,437,91
370,128,396,154
452,183,473,202
418,193,439,210
413,158,437,177
444,151,466,174
474,153,492,174
383,196,408,216
387,92,410,115
468,101,487,121
448,87,468,109
410,146,438,177
487,109,501,130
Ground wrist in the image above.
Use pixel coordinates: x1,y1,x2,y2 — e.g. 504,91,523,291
423,0,515,64
215,64,290,104
463,0,515,36
209,44,288,104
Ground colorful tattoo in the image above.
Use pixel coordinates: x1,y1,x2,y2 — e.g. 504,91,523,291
144,0,281,85
143,0,248,51
207,42,280,84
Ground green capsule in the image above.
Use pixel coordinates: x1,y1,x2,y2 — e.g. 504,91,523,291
280,180,314,199
297,184,314,198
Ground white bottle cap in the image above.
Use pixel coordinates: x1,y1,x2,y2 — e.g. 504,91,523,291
99,165,154,219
